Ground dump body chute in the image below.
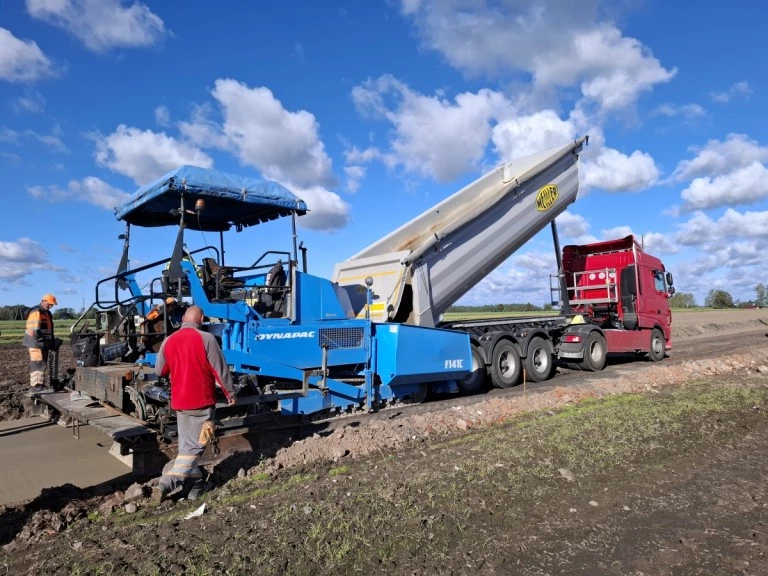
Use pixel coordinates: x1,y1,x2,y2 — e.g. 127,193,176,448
115,165,308,231
333,137,587,326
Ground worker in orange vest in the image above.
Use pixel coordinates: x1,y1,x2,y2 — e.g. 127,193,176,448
22,294,59,389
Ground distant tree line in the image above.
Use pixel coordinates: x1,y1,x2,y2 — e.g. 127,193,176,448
671,283,768,310
449,282,768,313
447,303,554,313
0,304,97,321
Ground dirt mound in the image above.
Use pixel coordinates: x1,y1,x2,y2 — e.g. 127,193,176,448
671,309,768,339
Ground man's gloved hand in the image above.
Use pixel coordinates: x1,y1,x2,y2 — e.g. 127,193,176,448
52,338,63,351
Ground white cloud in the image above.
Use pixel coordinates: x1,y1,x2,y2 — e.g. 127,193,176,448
582,147,659,192
679,162,768,212
352,74,509,182
0,27,55,83
601,225,634,239
491,109,578,160
28,176,130,210
710,81,752,103
154,105,170,127
400,2,675,113
0,237,52,282
94,124,213,185
344,165,366,193
651,103,705,119
292,185,351,231
26,0,166,52
0,125,67,152
0,151,22,162
671,133,768,182
13,89,46,113
639,232,680,255
350,76,658,194
344,145,397,169
181,79,335,190
677,208,768,246
490,108,657,193
676,211,712,246
556,212,589,238
178,80,348,231
459,251,557,306
669,134,768,212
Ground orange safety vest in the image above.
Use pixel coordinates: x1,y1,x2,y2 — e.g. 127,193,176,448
24,306,54,348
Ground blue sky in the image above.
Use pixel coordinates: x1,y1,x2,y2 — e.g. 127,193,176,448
0,0,766,311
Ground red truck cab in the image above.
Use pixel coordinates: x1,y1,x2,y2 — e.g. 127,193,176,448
561,235,673,359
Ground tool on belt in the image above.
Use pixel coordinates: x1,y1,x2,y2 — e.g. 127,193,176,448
199,420,219,455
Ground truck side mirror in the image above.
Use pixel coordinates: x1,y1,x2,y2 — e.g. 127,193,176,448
666,272,673,286
668,286,676,297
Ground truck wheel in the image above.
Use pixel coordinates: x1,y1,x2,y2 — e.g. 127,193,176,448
459,345,486,394
578,332,607,372
490,340,521,388
649,329,665,362
524,336,554,382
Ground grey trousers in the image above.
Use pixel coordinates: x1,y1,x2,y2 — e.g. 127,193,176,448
158,407,214,492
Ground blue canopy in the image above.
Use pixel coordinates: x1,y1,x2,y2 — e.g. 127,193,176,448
115,165,308,231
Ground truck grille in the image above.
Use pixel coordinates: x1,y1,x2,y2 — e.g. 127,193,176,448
319,328,364,349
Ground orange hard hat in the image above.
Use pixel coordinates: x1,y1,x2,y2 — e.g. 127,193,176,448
42,294,58,305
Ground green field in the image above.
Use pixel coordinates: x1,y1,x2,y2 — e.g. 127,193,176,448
0,320,79,345
441,310,559,322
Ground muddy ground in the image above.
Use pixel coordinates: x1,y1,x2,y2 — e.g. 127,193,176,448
1,309,768,574
0,343,74,421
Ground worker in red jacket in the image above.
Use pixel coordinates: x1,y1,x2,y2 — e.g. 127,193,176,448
152,305,236,503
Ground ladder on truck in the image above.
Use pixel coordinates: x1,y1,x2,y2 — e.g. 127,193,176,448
333,137,588,326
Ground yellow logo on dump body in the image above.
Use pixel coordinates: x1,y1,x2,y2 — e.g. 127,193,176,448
535,184,558,211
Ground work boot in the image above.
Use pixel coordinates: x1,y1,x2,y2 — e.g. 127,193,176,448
186,481,207,501
151,484,168,504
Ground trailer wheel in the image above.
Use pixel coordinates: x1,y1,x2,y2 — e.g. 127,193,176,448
490,340,521,388
578,332,607,372
459,345,486,394
649,329,665,362
524,336,554,382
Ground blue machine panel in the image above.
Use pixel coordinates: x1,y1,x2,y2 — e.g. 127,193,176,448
294,272,354,321
375,323,471,387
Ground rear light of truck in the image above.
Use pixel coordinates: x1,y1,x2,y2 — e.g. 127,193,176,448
564,334,582,343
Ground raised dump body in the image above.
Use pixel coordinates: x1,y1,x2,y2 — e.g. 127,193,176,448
333,138,587,327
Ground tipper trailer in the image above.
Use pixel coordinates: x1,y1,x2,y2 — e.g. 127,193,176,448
28,135,672,473
333,136,674,392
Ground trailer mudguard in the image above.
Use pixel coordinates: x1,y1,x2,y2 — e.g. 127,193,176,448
557,323,603,360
